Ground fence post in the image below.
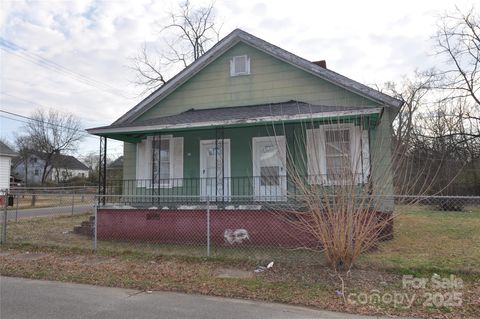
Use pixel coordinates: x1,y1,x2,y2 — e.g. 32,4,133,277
15,194,19,222
1,190,8,244
206,198,210,257
71,193,75,215
93,204,97,252
31,190,36,207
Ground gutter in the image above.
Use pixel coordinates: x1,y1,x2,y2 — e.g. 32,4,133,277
87,108,382,135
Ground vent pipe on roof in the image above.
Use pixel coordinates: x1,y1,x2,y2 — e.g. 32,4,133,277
312,60,327,69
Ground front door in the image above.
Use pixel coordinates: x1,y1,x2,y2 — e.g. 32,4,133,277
200,139,231,201
252,136,287,201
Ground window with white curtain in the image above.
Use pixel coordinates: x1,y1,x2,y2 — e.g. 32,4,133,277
153,137,171,186
136,135,184,188
324,128,352,182
306,124,369,185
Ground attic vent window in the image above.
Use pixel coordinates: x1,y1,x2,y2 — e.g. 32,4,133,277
230,55,250,76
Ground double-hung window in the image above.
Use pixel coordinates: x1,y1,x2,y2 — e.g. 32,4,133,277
306,124,369,185
324,128,352,183
136,135,184,188
152,136,173,188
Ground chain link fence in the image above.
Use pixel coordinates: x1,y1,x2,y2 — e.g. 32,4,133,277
2,192,480,264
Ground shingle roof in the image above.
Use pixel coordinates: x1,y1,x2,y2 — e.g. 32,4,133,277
55,154,89,171
108,156,123,170
12,153,88,171
88,100,382,135
0,141,17,157
110,28,403,126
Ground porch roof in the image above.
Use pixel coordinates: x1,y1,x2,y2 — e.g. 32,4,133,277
88,101,382,140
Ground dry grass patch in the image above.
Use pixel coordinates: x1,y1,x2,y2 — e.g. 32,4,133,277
359,205,480,275
0,247,478,318
8,194,95,210
3,204,480,318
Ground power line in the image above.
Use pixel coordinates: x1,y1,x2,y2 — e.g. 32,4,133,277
0,109,97,140
0,38,133,99
0,114,94,140
0,108,126,151
1,92,50,109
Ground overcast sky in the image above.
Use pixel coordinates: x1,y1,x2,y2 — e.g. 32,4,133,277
0,0,477,158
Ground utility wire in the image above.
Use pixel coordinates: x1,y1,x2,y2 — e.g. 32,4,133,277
1,92,52,109
0,109,98,140
0,113,125,156
0,38,132,99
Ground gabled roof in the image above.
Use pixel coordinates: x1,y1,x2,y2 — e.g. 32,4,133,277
111,28,403,126
108,156,123,170
12,152,89,171
89,100,382,135
55,154,89,171
0,141,17,157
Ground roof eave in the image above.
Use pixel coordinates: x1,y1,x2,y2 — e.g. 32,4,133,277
110,29,403,126
88,107,382,136
112,31,245,125
0,152,18,158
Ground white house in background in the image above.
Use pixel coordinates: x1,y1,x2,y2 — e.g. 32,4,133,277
0,141,17,191
13,153,89,185
49,154,90,182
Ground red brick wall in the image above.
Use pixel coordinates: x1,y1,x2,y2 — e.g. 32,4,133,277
97,209,393,247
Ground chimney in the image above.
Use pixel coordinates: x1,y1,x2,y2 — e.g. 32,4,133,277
312,60,327,69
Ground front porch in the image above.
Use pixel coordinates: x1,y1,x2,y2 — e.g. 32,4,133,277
89,101,393,211
103,174,366,205
99,120,374,207
89,104,394,246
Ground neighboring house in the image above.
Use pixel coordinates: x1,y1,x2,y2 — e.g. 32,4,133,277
107,156,123,180
51,154,90,182
13,153,89,184
0,141,17,191
87,29,402,244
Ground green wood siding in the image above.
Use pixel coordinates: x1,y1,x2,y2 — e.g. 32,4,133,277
116,41,395,209
136,43,381,121
123,142,136,180
370,108,395,211
120,117,390,198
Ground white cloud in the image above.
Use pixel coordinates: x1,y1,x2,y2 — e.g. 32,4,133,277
0,0,478,156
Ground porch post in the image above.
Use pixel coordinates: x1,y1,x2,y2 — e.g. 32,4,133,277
151,134,157,206
221,127,225,201
98,136,107,205
360,116,365,185
215,128,218,201
157,133,160,202
214,127,225,202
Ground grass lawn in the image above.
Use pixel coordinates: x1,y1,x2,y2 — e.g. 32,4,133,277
359,205,480,276
7,194,95,210
1,204,479,318
5,212,323,263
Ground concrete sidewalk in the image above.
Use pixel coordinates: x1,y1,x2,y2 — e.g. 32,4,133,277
0,276,407,319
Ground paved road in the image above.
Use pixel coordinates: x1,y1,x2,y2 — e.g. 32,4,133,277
5,204,92,220
0,277,406,319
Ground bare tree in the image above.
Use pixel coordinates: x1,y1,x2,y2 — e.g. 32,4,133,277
431,6,480,145
14,136,34,185
16,109,84,185
384,70,439,151
131,1,221,95
81,151,100,179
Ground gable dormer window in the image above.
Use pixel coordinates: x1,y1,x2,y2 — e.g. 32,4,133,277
230,55,250,76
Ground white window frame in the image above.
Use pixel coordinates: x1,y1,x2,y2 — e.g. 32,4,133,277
152,135,174,188
230,55,250,76
307,123,361,186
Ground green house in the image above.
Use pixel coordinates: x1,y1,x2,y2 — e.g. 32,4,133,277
88,29,402,210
